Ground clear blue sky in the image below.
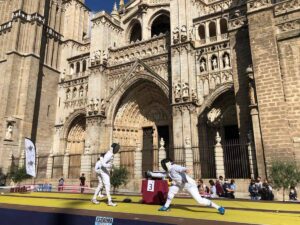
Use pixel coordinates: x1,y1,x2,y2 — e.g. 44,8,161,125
85,0,129,12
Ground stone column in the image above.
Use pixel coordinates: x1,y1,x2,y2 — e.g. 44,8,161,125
205,22,210,43
63,147,70,178
46,152,54,179
81,144,92,181
134,143,142,179
214,132,225,178
158,138,166,171
247,131,257,179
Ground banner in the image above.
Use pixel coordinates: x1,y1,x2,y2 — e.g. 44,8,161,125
25,138,36,177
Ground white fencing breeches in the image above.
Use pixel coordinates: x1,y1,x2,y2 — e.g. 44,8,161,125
93,171,112,202
164,183,217,209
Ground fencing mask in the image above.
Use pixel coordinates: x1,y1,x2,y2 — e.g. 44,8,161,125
111,143,120,154
161,158,172,171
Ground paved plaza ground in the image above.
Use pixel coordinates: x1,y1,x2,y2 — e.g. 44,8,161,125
0,192,299,225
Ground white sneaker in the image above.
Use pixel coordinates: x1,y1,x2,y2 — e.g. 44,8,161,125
98,193,104,198
91,199,100,204
107,201,117,207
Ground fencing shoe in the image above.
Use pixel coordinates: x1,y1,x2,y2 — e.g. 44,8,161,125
91,199,100,205
108,201,117,207
218,206,225,215
158,206,170,211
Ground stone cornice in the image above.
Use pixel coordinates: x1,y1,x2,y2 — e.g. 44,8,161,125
92,12,122,30
247,0,272,14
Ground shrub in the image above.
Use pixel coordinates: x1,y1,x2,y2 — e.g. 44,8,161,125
110,166,129,193
9,166,32,184
269,160,300,201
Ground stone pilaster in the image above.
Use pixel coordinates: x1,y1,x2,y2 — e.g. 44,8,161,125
134,143,142,179
63,152,70,178
184,137,194,178
80,144,91,181
46,153,54,179
214,132,225,178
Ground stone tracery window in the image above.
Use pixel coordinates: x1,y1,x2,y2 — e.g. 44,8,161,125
76,62,80,73
70,63,74,75
82,60,87,72
220,18,228,34
198,24,205,40
151,14,170,37
129,22,142,43
209,21,216,38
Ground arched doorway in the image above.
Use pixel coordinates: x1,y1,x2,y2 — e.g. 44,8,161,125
66,115,86,178
198,91,251,178
113,80,171,178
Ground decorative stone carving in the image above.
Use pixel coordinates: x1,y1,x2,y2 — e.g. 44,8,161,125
173,27,180,44
182,82,189,101
160,138,165,148
181,25,188,42
5,124,13,140
100,99,107,115
184,137,191,148
207,108,222,126
174,83,181,102
215,131,222,147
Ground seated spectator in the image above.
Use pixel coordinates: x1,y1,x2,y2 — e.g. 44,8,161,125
223,179,235,199
58,177,64,191
216,178,225,197
260,180,274,201
208,179,218,198
197,179,209,196
289,185,297,201
255,176,263,199
249,179,259,200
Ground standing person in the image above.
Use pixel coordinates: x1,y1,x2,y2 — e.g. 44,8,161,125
216,176,225,197
79,173,86,194
147,159,225,214
91,143,120,206
58,178,64,192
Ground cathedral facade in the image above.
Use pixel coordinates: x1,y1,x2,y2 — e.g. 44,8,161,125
0,0,299,192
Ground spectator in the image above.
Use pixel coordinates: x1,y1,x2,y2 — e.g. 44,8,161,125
260,180,274,201
197,179,209,196
223,179,235,199
209,179,218,198
79,173,86,194
255,176,263,198
58,177,64,191
249,179,259,200
216,177,225,197
289,185,297,201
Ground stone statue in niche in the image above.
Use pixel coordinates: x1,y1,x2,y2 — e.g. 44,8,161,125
207,108,221,126
200,58,206,72
66,90,71,100
88,98,94,115
79,88,84,98
174,83,181,102
94,98,100,114
181,25,187,42
173,27,180,44
212,56,218,70
188,26,194,40
191,89,198,102
102,50,108,62
182,82,189,101
5,124,13,140
223,53,230,68
100,99,107,115
61,69,66,82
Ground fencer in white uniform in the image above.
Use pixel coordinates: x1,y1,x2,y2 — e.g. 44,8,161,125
92,143,120,206
148,158,225,214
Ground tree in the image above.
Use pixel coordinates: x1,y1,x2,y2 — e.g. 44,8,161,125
110,166,129,193
269,160,300,201
9,166,32,184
